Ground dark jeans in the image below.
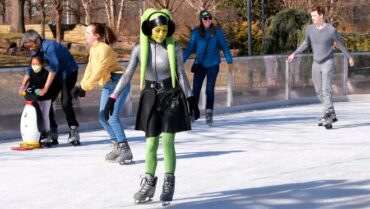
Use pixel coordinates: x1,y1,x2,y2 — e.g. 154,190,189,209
49,70,79,129
192,65,220,110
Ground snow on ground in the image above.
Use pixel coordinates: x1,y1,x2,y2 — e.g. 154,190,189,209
1,101,370,209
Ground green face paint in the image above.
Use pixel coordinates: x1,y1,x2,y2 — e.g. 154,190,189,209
151,25,168,43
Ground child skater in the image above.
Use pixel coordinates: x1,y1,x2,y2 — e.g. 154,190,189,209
19,55,53,147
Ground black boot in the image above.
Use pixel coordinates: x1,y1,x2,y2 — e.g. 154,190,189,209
39,131,52,148
134,173,157,203
160,173,175,206
50,127,59,145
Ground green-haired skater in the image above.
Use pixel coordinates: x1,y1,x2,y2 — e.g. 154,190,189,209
103,8,200,205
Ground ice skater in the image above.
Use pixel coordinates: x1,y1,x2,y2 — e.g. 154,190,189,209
71,23,133,164
19,55,52,147
183,10,233,126
104,8,200,205
287,5,354,129
22,30,81,145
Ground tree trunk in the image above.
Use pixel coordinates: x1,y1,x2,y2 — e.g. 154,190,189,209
10,0,26,33
56,2,63,42
109,0,114,27
26,0,32,23
85,7,92,25
104,0,112,28
40,0,45,38
116,0,125,32
0,0,6,24
81,0,91,24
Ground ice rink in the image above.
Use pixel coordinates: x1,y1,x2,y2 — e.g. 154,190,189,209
1,101,370,209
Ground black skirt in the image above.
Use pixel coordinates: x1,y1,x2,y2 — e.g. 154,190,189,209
135,80,191,137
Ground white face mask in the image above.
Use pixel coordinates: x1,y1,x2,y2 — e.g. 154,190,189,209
32,65,42,73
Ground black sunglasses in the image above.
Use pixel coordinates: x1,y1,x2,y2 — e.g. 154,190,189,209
202,17,212,20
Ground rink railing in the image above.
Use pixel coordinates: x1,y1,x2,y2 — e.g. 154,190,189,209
0,52,369,135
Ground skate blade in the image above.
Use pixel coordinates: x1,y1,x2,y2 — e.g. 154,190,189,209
70,140,81,146
324,124,333,129
40,143,52,148
134,198,152,204
119,160,135,165
162,201,171,206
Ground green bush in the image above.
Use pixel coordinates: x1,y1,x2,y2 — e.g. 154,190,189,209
262,8,310,54
221,20,263,55
339,33,370,52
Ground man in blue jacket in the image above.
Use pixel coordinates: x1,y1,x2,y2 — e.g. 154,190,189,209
183,10,233,125
21,29,80,146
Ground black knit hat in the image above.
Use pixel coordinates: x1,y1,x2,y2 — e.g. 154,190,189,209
199,10,212,21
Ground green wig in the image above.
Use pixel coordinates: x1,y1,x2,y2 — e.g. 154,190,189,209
140,8,176,90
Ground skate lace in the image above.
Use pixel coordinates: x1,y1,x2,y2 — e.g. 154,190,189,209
139,177,153,193
121,142,130,152
108,143,120,155
324,112,332,120
162,178,173,193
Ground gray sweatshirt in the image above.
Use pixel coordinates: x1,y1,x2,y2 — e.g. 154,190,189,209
294,24,351,63
112,42,193,98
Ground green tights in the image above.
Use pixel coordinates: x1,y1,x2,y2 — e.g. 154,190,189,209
145,132,176,176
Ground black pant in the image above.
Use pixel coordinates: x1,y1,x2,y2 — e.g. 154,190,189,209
49,70,79,129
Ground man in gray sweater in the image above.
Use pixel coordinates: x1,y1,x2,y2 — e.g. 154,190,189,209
288,5,354,127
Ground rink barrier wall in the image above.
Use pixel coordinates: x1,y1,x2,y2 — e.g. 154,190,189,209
1,52,369,141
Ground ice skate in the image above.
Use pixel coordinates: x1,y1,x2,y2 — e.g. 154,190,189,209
160,173,175,206
134,174,157,204
117,141,134,165
39,131,52,148
322,111,333,129
205,109,213,126
105,141,121,161
68,126,81,146
318,112,337,126
50,127,59,145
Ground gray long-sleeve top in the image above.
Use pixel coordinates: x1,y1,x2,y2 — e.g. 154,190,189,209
294,24,351,63
112,41,193,98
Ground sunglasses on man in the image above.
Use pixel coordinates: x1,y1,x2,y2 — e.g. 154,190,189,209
202,17,212,21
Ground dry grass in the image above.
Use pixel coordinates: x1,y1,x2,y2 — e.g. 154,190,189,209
0,24,86,44
0,54,29,67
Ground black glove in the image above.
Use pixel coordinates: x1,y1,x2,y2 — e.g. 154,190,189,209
187,96,200,120
104,97,116,120
71,86,86,99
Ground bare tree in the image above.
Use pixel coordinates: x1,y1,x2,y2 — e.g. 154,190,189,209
104,0,126,32
145,0,185,12
80,0,97,24
40,0,46,38
116,0,125,31
25,0,32,23
183,0,229,15
0,0,6,24
281,0,338,24
10,0,26,33
47,0,64,42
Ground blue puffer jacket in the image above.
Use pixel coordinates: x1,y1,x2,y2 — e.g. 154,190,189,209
183,26,233,68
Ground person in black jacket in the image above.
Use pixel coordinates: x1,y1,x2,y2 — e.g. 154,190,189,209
19,55,53,147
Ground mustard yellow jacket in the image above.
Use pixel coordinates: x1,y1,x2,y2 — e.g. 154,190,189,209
80,41,123,91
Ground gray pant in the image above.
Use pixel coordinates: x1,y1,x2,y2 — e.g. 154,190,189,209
312,58,335,114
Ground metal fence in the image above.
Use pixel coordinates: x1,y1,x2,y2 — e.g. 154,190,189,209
1,52,369,135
